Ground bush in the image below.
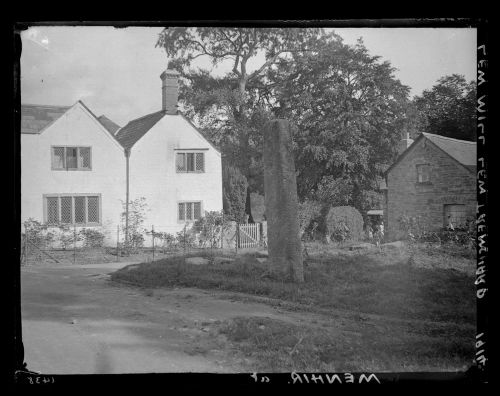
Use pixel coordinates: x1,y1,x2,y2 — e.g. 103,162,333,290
222,164,248,223
120,197,148,252
194,210,231,248
325,206,364,243
398,215,476,251
23,218,55,248
298,200,323,240
56,225,83,250
79,228,105,248
176,226,197,248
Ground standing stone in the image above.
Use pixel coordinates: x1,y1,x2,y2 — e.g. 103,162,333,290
263,119,304,283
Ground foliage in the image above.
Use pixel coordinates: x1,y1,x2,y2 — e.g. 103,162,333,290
325,206,364,243
192,210,231,248
156,27,322,218
148,231,176,249
121,197,149,252
175,225,197,248
23,218,55,248
222,164,248,223
56,224,83,250
297,199,323,239
398,214,476,250
264,35,414,215
79,228,105,248
413,74,476,141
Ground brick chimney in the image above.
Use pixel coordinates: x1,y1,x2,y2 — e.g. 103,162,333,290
160,69,180,115
398,132,414,154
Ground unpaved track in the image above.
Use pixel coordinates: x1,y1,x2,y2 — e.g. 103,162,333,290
21,262,290,374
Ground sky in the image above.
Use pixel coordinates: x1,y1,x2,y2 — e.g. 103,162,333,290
20,26,477,127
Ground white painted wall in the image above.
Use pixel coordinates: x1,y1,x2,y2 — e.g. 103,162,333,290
128,114,223,243
21,103,126,245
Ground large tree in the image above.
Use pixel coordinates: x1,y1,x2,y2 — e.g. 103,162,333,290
156,27,321,221
413,74,476,141
265,36,413,213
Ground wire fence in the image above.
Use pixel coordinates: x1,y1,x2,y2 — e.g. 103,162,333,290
20,221,268,266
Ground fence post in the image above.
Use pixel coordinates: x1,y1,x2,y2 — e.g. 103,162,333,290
24,232,28,266
116,225,120,260
183,224,187,255
236,223,239,254
221,213,224,250
73,223,76,265
152,225,155,262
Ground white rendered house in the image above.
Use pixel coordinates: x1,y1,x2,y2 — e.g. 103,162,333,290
21,69,223,246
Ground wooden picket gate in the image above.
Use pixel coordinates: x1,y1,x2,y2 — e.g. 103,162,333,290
238,223,261,248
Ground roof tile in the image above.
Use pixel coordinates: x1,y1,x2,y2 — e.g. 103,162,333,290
114,110,166,150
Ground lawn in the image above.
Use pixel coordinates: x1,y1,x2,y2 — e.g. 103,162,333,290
110,243,477,372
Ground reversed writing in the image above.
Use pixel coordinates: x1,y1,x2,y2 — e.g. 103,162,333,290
290,372,380,384
476,333,487,368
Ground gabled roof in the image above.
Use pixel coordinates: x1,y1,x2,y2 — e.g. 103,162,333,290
21,104,70,134
97,115,121,135
385,132,477,176
422,133,476,172
21,101,124,150
114,110,220,153
114,110,166,150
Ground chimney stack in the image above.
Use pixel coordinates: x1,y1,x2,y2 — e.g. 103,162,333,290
160,69,180,115
398,132,414,155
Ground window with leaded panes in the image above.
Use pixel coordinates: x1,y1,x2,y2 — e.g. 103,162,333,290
175,152,205,173
45,195,101,225
178,201,202,222
51,147,92,170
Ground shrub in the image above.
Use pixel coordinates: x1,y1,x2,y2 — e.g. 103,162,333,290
120,197,148,252
222,164,248,223
79,228,105,248
194,210,231,248
23,218,55,248
398,215,476,251
176,226,197,248
56,225,83,250
149,231,176,250
325,206,364,243
298,200,323,240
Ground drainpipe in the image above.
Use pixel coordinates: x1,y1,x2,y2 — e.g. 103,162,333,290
125,148,130,247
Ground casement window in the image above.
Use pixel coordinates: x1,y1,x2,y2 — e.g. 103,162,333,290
416,164,431,183
176,152,205,173
178,201,202,222
51,146,92,170
443,204,466,228
44,194,101,225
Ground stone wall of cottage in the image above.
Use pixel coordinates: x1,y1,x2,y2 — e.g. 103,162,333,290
386,138,476,240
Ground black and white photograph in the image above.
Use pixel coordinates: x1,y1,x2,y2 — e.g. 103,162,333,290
13,21,488,385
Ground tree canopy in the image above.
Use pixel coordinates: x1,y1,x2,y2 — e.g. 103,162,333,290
413,74,476,141
156,28,438,216
265,36,412,211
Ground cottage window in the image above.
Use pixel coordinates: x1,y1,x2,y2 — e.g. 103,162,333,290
416,164,431,183
51,147,92,170
178,201,202,222
44,194,101,225
443,204,466,229
176,152,205,173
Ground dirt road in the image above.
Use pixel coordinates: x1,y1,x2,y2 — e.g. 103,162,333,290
21,262,287,374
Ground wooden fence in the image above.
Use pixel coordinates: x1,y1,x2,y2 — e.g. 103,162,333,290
237,223,261,248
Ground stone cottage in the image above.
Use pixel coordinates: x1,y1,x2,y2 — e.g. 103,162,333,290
383,132,476,240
